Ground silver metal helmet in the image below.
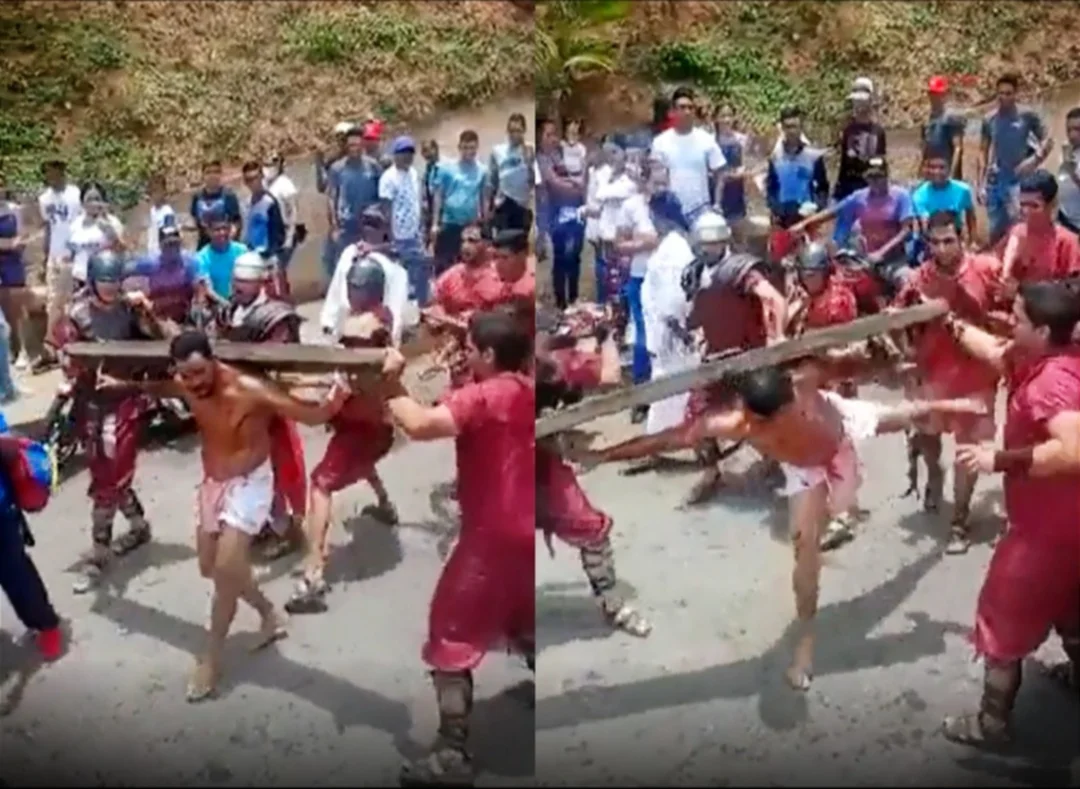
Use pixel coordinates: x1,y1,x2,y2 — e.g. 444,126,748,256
691,211,731,245
797,241,830,272
232,251,269,282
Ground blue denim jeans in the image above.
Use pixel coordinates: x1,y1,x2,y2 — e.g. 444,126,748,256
394,237,431,307
551,219,584,309
590,241,607,304
0,311,16,402
623,274,651,385
986,177,1020,245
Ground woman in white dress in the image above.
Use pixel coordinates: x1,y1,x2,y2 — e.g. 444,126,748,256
66,182,125,289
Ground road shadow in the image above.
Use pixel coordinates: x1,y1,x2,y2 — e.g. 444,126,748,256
89,594,414,747
536,548,962,734
470,678,536,779
61,540,197,603
324,512,405,586
535,578,638,652
892,488,1005,549
0,621,72,718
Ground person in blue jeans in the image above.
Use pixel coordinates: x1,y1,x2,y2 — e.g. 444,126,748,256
977,73,1051,247
538,119,586,308
379,136,430,306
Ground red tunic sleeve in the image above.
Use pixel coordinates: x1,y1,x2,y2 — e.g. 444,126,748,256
443,381,485,435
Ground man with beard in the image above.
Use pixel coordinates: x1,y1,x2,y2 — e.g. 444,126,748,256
939,280,1080,747
52,251,163,593
380,309,533,787
215,252,306,562
681,211,788,505
576,364,988,690
100,330,348,701
536,309,652,637
895,211,1004,555
286,258,399,615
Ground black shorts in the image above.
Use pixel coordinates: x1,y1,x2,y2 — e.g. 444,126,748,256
493,199,533,234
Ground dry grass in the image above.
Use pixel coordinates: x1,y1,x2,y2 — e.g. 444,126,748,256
568,0,1080,137
1,1,532,204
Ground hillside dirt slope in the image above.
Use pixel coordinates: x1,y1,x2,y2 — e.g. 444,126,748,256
1,0,533,205
568,0,1080,140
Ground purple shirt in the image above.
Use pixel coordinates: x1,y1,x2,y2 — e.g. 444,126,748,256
833,185,913,254
128,252,198,324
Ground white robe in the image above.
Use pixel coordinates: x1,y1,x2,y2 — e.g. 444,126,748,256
641,231,699,435
320,246,409,347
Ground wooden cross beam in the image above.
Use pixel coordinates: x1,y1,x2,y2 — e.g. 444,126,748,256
64,340,387,375
536,299,948,438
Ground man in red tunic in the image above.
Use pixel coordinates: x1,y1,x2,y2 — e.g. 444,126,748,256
937,280,1080,747
286,258,399,614
682,211,788,505
895,211,1004,555
424,223,502,389
491,228,536,326
1000,170,1080,293
382,308,533,787
536,309,651,637
53,252,161,593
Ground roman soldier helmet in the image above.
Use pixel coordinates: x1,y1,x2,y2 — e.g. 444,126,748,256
796,241,830,273
691,210,731,246
346,255,386,302
87,249,126,287
232,251,270,282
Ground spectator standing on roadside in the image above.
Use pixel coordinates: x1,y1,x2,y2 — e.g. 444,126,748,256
488,113,534,234
650,87,726,225
921,75,968,181
189,160,243,250
36,159,81,373
1055,106,1080,235
560,119,587,179
240,160,288,297
326,127,384,280
318,122,354,279
431,129,489,275
379,136,429,307
195,214,249,300
264,153,303,271
912,147,977,246
67,182,125,289
977,73,1051,247
420,139,441,247
0,175,31,375
712,102,750,242
144,173,177,258
834,83,887,201
538,118,586,308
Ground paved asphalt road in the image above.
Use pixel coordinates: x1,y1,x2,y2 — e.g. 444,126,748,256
534,385,1079,787
0,303,533,787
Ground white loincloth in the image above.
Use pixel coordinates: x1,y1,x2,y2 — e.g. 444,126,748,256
196,458,275,537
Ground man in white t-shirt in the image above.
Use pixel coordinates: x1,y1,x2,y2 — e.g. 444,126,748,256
650,87,726,225
36,160,82,361
264,155,301,268
378,136,427,306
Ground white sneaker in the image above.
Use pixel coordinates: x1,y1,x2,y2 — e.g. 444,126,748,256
14,352,29,371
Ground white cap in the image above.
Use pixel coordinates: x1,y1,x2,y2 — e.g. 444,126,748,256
232,251,269,282
692,210,731,244
852,76,875,95
848,89,872,103
334,121,356,135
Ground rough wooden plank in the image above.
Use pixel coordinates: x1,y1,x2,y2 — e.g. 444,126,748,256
536,299,947,438
65,340,386,373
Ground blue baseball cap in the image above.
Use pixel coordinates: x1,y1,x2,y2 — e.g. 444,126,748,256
391,136,416,155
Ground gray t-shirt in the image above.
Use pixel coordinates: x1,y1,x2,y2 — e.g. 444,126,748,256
1058,147,1080,228
921,106,967,171
980,106,1047,182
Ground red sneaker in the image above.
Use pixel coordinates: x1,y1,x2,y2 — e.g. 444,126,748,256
36,627,63,662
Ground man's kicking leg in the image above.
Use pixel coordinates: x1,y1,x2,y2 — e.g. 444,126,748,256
579,536,651,637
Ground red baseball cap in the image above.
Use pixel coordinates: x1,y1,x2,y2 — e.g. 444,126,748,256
927,75,949,95
362,120,384,141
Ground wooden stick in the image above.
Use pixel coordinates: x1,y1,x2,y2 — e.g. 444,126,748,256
65,340,386,374
536,299,948,438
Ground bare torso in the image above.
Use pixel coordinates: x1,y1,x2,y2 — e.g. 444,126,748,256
179,365,274,481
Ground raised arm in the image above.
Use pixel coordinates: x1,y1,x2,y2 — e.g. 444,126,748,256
943,314,1010,374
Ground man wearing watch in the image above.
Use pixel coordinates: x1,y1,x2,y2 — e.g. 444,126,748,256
938,279,1080,749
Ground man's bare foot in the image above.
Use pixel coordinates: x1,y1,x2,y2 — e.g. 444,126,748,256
251,609,288,652
186,659,219,703
787,635,814,691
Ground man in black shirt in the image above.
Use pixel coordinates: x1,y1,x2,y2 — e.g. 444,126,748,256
834,87,888,201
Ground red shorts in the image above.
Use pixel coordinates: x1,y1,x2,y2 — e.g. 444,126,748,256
973,529,1080,662
310,422,394,494
423,534,535,671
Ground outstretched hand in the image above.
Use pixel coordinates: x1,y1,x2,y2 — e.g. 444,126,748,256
938,397,990,416
955,443,995,474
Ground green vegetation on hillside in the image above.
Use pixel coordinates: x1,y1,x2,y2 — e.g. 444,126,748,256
0,1,532,207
